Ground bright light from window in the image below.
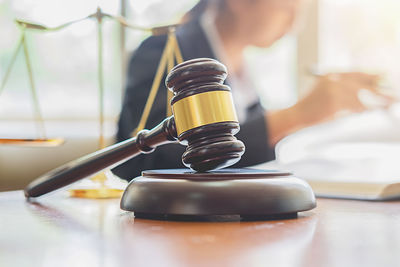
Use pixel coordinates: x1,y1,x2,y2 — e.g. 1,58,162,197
319,0,400,93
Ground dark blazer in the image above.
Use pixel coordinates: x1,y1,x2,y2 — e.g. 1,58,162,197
112,18,275,181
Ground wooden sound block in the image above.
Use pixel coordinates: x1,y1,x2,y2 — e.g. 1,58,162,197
120,168,316,220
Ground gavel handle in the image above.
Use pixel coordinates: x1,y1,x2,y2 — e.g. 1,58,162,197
24,117,177,198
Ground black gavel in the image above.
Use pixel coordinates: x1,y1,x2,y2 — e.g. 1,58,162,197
25,58,245,198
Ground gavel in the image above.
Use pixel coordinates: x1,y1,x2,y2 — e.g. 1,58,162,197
25,58,245,198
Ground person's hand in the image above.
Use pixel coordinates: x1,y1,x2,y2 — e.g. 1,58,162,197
266,72,396,145
296,72,393,125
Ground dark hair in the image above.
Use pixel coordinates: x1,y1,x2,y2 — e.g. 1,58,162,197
188,0,209,19
183,0,226,22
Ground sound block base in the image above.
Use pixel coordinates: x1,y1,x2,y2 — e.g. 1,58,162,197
120,168,316,220
133,212,299,222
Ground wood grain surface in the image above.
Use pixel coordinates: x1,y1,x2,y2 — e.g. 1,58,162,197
0,191,399,267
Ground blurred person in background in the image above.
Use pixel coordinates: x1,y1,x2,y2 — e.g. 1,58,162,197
113,0,392,181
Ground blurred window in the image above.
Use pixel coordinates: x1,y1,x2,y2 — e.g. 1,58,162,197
319,0,400,91
2,0,397,123
0,0,122,120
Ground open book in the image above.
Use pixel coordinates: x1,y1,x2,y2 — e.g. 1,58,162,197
258,157,400,201
256,110,400,201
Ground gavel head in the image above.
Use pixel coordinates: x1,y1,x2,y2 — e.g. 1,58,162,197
166,58,245,172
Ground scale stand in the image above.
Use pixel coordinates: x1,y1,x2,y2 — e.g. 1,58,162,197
1,7,182,198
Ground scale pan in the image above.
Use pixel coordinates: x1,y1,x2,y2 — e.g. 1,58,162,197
0,138,64,147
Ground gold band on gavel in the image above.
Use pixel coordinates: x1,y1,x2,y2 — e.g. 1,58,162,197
172,90,238,135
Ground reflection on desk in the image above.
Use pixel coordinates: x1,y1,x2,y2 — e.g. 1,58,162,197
0,191,399,267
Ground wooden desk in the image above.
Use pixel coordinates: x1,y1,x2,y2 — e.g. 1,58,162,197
1,191,399,267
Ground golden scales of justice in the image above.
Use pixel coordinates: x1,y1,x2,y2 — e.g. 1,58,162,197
0,7,183,198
